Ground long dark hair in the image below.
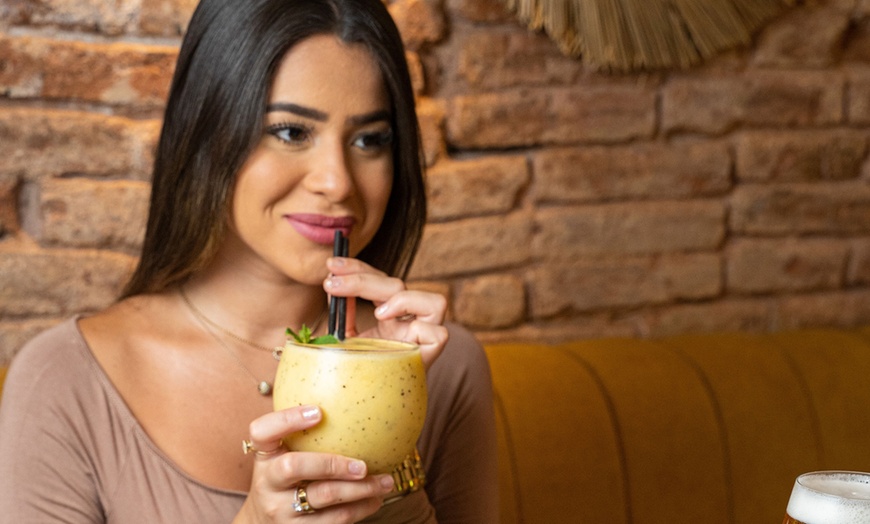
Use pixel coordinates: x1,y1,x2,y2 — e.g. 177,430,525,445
122,0,425,298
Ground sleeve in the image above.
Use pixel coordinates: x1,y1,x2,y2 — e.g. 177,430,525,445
421,323,499,523
0,334,105,523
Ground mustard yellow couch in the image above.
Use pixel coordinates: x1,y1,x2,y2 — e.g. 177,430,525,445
2,327,869,523
485,327,870,524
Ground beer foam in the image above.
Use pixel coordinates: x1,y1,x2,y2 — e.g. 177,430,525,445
786,472,870,524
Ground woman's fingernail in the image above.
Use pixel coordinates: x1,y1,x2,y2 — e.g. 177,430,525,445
330,257,346,267
375,304,387,316
301,406,320,420
325,277,341,289
379,474,395,490
349,460,366,475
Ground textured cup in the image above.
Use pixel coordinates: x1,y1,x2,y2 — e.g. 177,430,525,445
273,338,427,474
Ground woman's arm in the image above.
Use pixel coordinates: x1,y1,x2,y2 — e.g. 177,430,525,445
0,338,104,522
422,324,499,523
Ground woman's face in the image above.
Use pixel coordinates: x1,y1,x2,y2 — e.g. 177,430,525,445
227,34,394,284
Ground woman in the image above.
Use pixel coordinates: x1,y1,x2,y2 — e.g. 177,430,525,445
0,0,498,522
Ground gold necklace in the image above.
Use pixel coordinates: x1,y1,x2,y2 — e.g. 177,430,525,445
179,287,325,396
180,287,325,354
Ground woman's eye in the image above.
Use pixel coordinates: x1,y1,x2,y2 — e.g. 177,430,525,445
267,123,311,145
353,129,393,152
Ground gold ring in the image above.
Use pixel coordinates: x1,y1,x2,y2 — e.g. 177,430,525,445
293,484,315,514
241,439,282,457
396,313,416,322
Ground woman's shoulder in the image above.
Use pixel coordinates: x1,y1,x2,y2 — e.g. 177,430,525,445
1,316,108,437
6,317,90,390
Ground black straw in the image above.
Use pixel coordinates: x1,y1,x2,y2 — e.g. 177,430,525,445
327,231,341,337
328,231,349,340
336,234,349,340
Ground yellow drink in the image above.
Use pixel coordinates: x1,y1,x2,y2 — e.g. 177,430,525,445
273,338,427,474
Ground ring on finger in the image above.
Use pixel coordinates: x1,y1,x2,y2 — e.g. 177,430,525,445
241,439,283,457
293,483,316,514
396,313,416,322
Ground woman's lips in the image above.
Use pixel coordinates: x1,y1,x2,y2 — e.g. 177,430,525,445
285,214,355,245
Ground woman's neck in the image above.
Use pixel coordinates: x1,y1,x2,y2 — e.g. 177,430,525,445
179,270,329,351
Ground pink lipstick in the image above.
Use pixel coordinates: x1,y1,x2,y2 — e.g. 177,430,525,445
285,213,355,245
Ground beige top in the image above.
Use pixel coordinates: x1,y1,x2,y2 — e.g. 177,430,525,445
0,318,498,523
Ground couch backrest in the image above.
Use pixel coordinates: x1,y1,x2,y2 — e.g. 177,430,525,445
485,327,870,524
4,327,868,523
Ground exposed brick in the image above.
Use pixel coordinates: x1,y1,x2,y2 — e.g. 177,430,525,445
533,142,732,203
847,237,870,284
388,0,446,51
727,238,848,294
446,0,512,23
0,244,136,316
427,155,528,221
456,28,583,89
416,97,444,167
0,318,61,365
0,0,28,25
40,178,149,249
848,70,870,124
454,274,525,328
0,175,20,235
776,290,870,330
446,86,656,149
0,108,157,181
0,35,176,108
475,315,639,345
735,130,867,182
3,0,141,35
528,253,721,316
535,201,726,259
139,0,197,36
409,213,533,279
843,17,870,64
731,182,870,234
662,73,844,134
752,6,850,68
644,298,774,337
406,51,425,95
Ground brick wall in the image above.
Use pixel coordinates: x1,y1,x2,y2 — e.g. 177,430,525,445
1,0,869,363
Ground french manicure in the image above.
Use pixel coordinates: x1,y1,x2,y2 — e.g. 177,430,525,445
379,474,395,490
349,460,366,475
301,406,320,420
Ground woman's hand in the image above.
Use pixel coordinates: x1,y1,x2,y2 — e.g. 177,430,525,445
235,406,395,523
323,257,449,368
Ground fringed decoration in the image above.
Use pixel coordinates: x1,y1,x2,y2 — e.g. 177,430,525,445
501,0,799,71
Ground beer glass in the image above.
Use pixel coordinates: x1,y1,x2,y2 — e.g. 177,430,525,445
783,471,870,524
273,337,427,475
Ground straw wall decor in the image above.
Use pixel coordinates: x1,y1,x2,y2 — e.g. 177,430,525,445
501,0,799,71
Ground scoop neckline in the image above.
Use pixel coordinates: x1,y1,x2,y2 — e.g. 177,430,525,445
70,315,248,499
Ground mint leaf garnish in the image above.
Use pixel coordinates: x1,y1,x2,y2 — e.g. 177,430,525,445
311,334,340,345
286,325,338,345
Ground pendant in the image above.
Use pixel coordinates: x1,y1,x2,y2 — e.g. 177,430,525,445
272,347,283,361
258,381,273,396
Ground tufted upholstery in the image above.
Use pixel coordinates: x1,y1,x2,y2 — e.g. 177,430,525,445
485,327,870,524
2,327,869,523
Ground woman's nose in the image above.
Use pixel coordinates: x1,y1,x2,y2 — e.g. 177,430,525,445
304,139,354,201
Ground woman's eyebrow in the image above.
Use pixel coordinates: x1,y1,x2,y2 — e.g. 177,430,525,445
348,109,391,126
266,103,390,126
266,102,328,121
